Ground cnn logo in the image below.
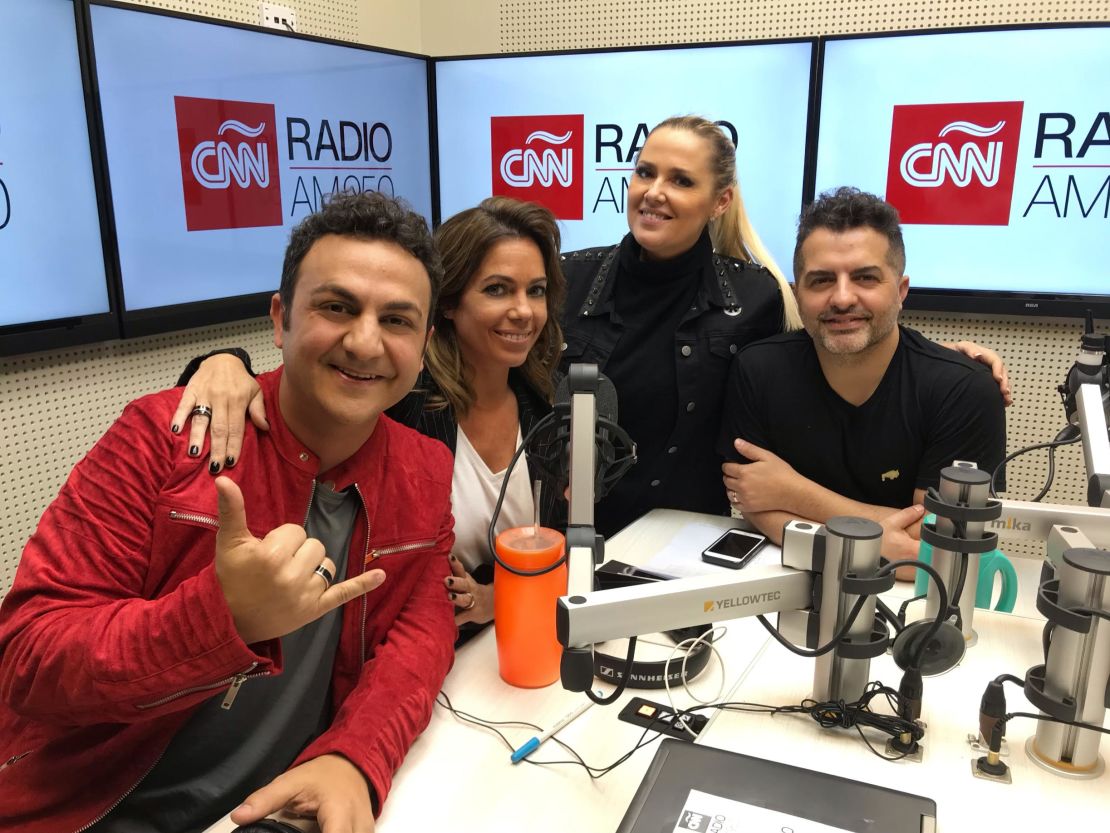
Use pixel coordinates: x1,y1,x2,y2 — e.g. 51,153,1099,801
886,101,1024,226
175,96,283,231
491,115,583,220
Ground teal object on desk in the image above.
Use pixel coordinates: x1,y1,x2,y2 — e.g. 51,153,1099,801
914,514,1018,612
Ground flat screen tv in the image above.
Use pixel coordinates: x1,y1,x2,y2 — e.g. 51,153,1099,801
815,24,1110,318
434,39,816,276
89,1,433,336
0,0,117,356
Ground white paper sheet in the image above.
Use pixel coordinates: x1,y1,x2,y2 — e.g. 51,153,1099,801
671,788,854,833
642,523,782,578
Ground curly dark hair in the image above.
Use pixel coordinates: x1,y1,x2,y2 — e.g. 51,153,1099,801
278,190,443,328
793,187,906,279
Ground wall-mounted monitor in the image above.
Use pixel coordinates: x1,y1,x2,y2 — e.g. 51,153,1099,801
89,1,433,336
434,40,816,275
815,24,1110,318
0,0,117,356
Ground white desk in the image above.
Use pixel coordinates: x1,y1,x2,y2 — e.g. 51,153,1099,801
698,609,1108,830
206,510,1108,832
378,510,768,832
205,510,759,833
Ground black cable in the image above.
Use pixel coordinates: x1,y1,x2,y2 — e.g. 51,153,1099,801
874,598,905,636
756,558,949,671
1003,711,1110,738
948,534,969,607
756,592,869,658
714,682,924,762
897,593,927,623
989,426,1080,500
439,677,927,781
883,559,951,669
1075,607,1110,624
485,416,567,577
586,636,637,705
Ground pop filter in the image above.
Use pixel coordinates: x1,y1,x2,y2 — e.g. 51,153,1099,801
527,372,636,500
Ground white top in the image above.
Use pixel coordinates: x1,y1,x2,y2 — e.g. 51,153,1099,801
450,424,535,573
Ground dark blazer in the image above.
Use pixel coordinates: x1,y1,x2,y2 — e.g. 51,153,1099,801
559,234,785,533
387,367,565,560
388,368,562,646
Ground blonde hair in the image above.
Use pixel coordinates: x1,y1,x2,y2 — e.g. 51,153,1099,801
652,116,801,330
424,197,566,415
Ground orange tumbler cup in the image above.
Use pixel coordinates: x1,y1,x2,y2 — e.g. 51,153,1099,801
493,526,567,688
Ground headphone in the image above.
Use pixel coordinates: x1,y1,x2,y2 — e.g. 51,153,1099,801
592,563,714,689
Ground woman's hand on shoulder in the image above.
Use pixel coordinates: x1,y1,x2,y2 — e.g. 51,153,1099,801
944,340,1012,406
171,353,268,472
446,555,494,626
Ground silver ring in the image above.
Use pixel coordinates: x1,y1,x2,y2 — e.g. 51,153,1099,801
313,565,334,588
191,405,213,419
459,594,476,611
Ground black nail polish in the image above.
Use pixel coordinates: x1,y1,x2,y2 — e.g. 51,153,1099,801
449,592,457,601
171,424,180,434
209,461,221,474
189,445,199,457
225,456,235,468
446,578,454,588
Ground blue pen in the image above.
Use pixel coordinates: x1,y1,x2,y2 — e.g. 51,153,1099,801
510,698,595,763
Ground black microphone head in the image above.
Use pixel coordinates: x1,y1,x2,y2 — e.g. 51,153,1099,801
528,372,636,501
891,619,966,676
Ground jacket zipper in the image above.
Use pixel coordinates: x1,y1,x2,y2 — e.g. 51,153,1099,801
367,539,437,561
74,747,169,833
362,537,436,663
168,509,219,528
0,749,32,773
302,479,318,527
135,662,265,710
354,484,370,664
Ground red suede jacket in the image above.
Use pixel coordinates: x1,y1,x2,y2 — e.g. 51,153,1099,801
0,368,456,832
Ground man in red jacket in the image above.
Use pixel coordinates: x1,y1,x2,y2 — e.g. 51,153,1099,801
0,192,457,833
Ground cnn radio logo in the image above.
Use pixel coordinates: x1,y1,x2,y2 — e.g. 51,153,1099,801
491,115,584,220
886,102,1024,225
175,96,283,231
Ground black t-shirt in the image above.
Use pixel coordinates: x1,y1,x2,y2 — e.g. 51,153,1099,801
718,326,1006,508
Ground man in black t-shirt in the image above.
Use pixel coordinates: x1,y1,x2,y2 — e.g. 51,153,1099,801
719,187,1006,564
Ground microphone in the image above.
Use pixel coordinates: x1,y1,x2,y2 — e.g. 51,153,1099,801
978,679,1006,749
1057,310,1109,429
526,369,637,501
975,678,1010,778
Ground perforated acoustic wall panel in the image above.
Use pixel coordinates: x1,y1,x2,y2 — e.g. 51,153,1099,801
123,0,358,41
0,319,281,594
498,0,1108,50
901,311,1104,561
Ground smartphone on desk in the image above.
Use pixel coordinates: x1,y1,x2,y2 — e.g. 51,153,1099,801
701,528,767,569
